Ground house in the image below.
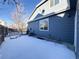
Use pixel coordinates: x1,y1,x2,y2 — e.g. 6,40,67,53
28,0,77,45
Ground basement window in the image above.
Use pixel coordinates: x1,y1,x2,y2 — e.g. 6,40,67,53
39,18,49,31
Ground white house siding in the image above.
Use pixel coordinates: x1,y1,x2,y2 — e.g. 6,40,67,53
29,1,50,22
49,0,70,15
29,0,70,22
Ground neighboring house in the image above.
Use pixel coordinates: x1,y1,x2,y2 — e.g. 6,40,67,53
0,20,7,35
0,20,8,45
0,20,6,26
0,20,5,44
28,0,77,45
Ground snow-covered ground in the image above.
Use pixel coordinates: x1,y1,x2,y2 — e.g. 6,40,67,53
0,35,76,59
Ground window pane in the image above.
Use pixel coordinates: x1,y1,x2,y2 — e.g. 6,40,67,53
50,0,54,7
55,0,59,5
39,18,49,31
50,0,59,7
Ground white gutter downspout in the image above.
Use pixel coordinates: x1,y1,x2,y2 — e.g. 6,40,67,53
74,10,77,52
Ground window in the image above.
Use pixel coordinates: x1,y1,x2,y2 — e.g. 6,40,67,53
50,0,59,7
39,18,49,31
55,0,59,5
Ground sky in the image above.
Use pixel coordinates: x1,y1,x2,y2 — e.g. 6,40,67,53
0,0,41,26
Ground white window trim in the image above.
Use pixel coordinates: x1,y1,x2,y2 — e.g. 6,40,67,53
50,0,60,7
39,18,49,31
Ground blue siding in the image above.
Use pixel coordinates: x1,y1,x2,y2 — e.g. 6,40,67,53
28,20,50,37
28,10,76,44
49,11,75,44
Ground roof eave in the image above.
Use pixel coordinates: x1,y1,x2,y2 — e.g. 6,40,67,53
29,0,48,20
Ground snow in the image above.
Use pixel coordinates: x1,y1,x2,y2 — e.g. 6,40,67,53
0,35,76,59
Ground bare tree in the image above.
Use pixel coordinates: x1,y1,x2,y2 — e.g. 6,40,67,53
11,2,27,34
1,0,20,5
0,0,26,34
